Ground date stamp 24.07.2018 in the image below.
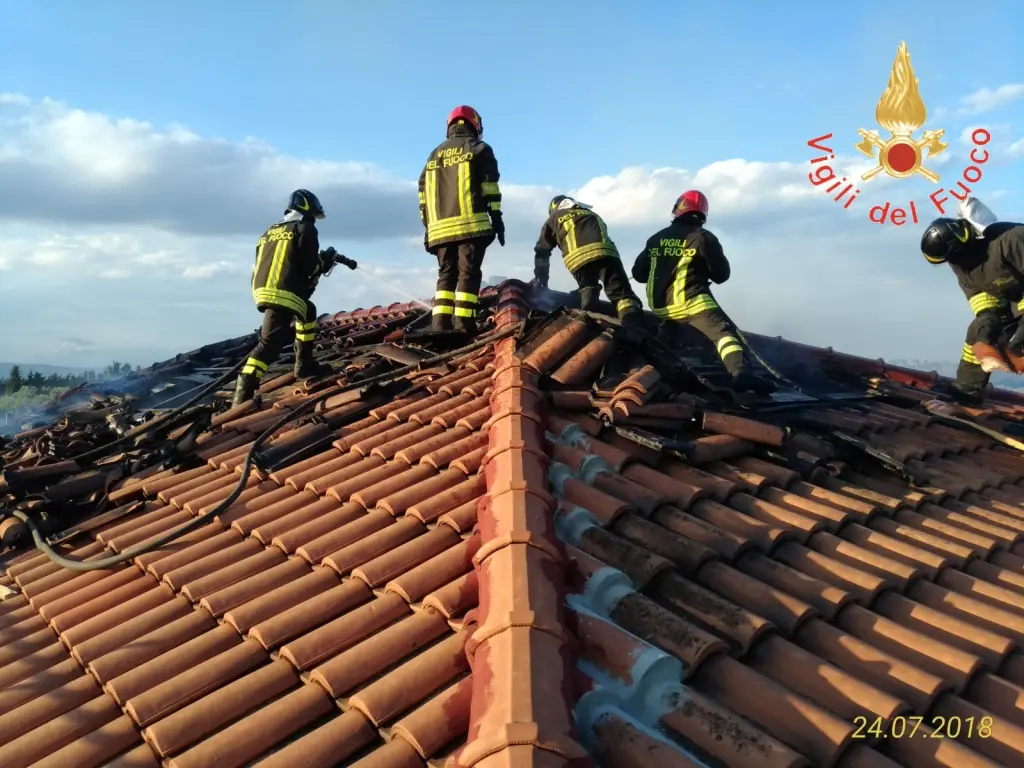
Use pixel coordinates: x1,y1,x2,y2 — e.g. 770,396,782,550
851,714,994,741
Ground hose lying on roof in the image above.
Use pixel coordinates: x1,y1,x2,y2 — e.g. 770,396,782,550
68,358,249,467
16,323,520,572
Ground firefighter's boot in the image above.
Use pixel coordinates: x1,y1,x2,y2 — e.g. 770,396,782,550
294,341,332,379
431,312,453,332
936,380,984,406
232,373,258,406
453,314,478,335
731,369,776,396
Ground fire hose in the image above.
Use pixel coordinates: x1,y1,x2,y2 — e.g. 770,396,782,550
15,324,519,571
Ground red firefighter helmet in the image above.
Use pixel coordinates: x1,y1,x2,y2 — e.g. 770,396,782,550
672,190,710,221
447,105,483,137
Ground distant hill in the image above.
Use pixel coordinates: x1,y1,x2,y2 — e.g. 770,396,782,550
0,362,92,379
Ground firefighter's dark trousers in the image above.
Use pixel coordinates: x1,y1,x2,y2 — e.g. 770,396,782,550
663,307,748,376
432,236,493,330
572,258,643,323
955,314,997,395
242,301,318,381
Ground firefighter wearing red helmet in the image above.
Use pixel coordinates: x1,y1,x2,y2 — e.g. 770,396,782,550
631,190,772,394
417,105,503,334
920,198,1024,405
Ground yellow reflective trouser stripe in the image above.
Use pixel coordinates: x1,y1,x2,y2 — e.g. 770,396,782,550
717,335,743,359
455,292,477,304
252,288,307,315
962,344,980,365
563,243,619,272
433,289,456,316
1017,298,1024,313
241,357,269,378
969,292,1001,314
454,306,475,317
418,191,426,205
489,201,501,211
653,294,720,320
295,320,317,343
616,298,640,313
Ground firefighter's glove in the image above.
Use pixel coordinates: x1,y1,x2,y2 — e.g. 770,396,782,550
491,211,505,247
532,255,549,289
317,247,338,275
334,254,357,270
1008,318,1024,352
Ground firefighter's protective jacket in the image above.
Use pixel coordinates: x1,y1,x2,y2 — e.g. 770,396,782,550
534,206,620,275
417,124,501,249
951,223,1024,341
631,219,731,320
251,212,321,315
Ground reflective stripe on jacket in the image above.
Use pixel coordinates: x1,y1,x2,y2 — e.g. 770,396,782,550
534,206,619,273
417,126,501,249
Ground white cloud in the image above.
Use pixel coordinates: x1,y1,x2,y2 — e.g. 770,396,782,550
182,261,241,279
1010,137,1024,159
955,84,1024,115
0,92,1020,368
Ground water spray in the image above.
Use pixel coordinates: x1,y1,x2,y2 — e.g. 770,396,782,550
350,266,432,311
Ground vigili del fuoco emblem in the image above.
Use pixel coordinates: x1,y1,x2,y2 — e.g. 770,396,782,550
855,41,949,183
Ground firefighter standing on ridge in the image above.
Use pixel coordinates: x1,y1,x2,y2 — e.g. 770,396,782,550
531,196,643,326
920,197,1024,405
233,189,356,406
418,106,503,334
631,190,772,394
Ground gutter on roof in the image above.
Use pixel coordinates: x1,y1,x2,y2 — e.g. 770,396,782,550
453,282,589,767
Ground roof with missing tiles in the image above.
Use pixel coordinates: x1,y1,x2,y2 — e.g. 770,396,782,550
2,279,1024,768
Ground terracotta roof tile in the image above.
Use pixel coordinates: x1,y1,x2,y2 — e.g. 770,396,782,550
10,286,1024,765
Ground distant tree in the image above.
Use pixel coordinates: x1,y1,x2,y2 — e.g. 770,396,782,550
26,371,45,389
7,366,23,393
105,361,122,377
121,362,133,375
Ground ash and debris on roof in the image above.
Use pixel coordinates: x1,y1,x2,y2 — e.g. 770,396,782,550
2,279,1024,768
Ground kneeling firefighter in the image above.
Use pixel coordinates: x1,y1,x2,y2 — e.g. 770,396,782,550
532,196,643,326
921,197,1024,405
418,106,503,335
631,190,772,394
233,189,357,405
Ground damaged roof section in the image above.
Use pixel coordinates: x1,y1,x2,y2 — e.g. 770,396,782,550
2,280,1024,767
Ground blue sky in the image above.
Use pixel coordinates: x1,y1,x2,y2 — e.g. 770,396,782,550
0,0,1022,367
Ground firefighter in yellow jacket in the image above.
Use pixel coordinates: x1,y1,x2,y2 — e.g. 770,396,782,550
233,189,355,405
418,106,503,334
532,195,642,326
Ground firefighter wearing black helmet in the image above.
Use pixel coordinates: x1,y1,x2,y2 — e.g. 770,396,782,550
532,195,642,326
921,201,1024,405
418,105,503,334
233,189,357,405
